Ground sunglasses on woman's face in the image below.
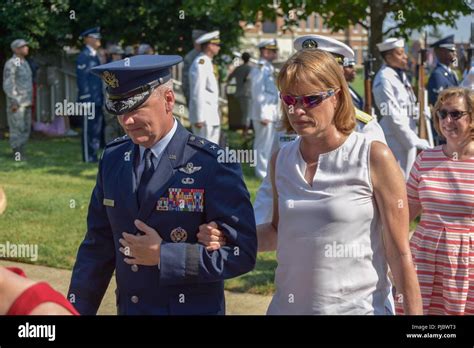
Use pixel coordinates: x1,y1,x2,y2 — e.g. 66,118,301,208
280,90,336,109
437,109,468,121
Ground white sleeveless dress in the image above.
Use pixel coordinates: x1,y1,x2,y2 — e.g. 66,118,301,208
267,132,394,315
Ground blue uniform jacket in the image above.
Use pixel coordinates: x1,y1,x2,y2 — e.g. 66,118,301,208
68,122,257,315
76,47,103,105
427,63,458,105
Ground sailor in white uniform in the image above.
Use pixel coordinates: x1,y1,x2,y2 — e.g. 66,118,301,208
249,39,280,180
372,38,431,179
188,30,221,144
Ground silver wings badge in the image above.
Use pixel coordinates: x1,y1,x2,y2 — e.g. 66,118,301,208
179,162,202,175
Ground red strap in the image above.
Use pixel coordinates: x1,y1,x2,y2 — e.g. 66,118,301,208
5,268,79,315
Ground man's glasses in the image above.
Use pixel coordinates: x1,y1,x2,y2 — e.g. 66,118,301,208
437,109,469,121
280,89,336,109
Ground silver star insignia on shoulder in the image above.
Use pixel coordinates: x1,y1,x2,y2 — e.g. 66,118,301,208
179,162,202,174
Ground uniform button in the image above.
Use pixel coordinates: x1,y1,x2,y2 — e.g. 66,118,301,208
131,264,138,272
131,295,139,304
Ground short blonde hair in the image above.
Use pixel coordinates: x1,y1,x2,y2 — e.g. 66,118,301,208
277,49,355,134
433,87,474,140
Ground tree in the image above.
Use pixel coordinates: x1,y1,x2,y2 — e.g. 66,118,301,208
1,0,250,71
1,0,470,70
0,0,70,63
243,0,471,70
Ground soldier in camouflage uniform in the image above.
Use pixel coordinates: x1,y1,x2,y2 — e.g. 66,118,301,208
2,39,33,159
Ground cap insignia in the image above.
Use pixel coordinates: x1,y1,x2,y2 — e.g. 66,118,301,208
103,71,119,88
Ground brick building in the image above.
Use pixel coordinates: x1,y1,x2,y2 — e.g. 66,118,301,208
239,13,369,66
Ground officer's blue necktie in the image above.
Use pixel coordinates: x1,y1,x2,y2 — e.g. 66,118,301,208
137,148,155,206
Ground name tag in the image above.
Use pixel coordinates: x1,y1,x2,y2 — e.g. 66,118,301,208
157,188,204,212
279,134,297,145
103,198,115,207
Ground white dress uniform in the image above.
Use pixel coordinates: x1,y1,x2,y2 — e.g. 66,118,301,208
372,38,431,179
461,65,474,90
354,109,386,144
250,56,280,180
373,64,430,179
188,51,220,144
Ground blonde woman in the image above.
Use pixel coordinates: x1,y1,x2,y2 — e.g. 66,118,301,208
199,50,422,315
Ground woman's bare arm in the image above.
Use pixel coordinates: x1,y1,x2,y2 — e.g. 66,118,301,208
257,150,279,252
0,266,72,315
370,142,423,315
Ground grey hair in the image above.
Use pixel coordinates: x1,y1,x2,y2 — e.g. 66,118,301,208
150,79,174,102
156,79,174,95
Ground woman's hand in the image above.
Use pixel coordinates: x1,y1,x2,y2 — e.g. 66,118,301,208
197,221,227,251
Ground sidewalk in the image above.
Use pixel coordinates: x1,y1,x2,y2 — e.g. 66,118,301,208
0,260,271,315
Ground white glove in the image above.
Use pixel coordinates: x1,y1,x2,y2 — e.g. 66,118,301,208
416,139,431,150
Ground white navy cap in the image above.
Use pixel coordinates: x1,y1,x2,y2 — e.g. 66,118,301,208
257,39,278,50
196,31,220,45
376,38,405,52
343,58,356,67
293,35,354,65
294,35,354,58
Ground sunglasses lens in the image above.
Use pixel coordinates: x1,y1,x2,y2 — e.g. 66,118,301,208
438,110,448,119
451,111,463,119
281,94,296,106
303,95,324,108
438,110,465,120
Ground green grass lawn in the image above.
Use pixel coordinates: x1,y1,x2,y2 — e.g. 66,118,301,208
351,68,365,97
0,135,98,268
0,130,277,295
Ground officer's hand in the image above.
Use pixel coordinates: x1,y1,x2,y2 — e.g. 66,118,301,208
194,122,205,129
11,104,18,112
197,221,227,251
119,219,163,266
260,119,271,126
